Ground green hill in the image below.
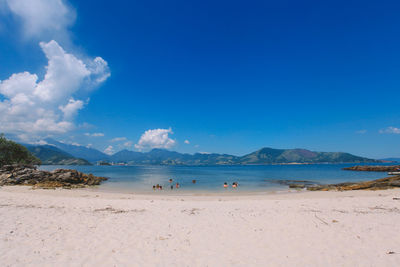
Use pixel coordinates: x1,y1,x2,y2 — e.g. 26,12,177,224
25,145,91,165
0,135,41,167
107,147,378,165
238,148,378,164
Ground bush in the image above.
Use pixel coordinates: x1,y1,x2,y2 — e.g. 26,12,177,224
0,134,41,167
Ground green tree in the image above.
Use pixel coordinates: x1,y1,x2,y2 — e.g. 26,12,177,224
0,134,41,167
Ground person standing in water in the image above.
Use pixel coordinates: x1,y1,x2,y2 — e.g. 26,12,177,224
223,182,228,188
176,183,180,189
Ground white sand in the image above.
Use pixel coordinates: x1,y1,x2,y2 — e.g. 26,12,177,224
1,186,400,267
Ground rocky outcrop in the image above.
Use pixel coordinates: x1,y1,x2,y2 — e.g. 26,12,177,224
343,165,400,172
306,176,400,191
268,179,320,189
0,164,107,189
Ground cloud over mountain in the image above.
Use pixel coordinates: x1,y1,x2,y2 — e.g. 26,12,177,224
104,145,114,155
135,128,176,150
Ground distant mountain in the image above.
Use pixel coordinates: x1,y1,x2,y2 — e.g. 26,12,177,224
238,148,378,164
380,158,400,162
44,138,109,162
25,144,91,165
110,149,143,162
23,139,379,165
107,147,378,165
110,149,186,164
109,149,239,165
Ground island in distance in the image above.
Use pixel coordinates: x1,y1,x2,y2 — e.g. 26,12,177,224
23,139,380,166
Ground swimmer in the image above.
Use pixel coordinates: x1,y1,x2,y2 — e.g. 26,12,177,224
232,182,237,188
223,182,228,188
192,179,196,184
153,185,156,190
176,183,180,189
169,178,173,183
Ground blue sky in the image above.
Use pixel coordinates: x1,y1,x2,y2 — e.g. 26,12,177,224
1,0,400,158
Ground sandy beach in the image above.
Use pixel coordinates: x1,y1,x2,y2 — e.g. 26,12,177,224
1,186,400,267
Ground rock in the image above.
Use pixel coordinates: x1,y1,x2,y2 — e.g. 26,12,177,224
289,184,307,189
269,179,319,189
306,175,400,191
343,165,400,172
0,165,107,188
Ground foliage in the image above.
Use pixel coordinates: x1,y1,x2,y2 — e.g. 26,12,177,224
0,134,41,167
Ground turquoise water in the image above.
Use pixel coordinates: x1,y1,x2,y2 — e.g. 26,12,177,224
39,164,394,193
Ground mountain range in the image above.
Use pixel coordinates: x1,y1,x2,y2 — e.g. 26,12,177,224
25,144,91,165
22,139,380,165
108,147,379,165
380,158,400,162
43,139,108,162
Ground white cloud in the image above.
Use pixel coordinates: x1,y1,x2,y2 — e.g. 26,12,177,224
184,139,190,144
4,0,75,40
84,132,104,137
35,40,91,101
79,122,94,129
123,141,133,148
379,127,400,134
135,128,176,150
35,140,48,145
104,145,114,155
111,137,127,142
88,57,111,84
59,98,84,120
0,40,110,137
356,129,367,134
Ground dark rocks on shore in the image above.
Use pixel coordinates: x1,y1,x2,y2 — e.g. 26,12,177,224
0,164,107,189
268,179,320,189
343,165,400,172
269,175,400,191
306,176,400,191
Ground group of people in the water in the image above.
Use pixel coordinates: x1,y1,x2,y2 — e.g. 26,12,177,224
152,178,197,190
153,179,239,190
223,182,239,188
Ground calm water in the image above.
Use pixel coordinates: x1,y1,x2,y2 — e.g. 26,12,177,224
39,164,394,193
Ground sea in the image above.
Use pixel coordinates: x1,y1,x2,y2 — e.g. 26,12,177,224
39,163,396,194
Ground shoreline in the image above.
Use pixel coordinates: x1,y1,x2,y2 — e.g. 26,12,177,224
0,184,376,199
0,185,324,200
0,185,400,200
